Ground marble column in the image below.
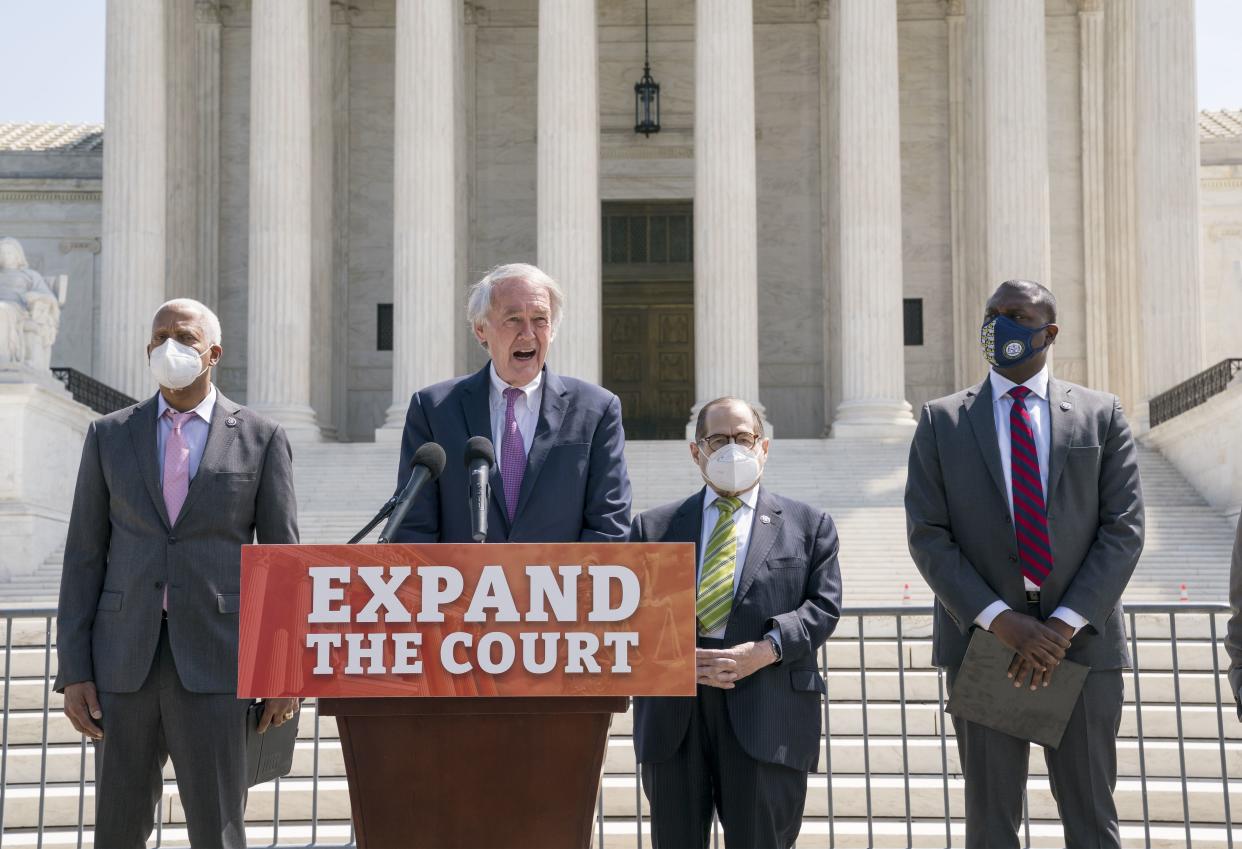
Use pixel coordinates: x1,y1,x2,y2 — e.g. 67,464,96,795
166,0,198,300
946,0,986,389
1135,0,1203,403
830,0,914,437
1104,0,1142,415
537,0,601,383
194,1,222,309
99,0,167,398
976,0,1051,287
1079,0,1108,389
331,2,352,438
310,0,337,438
246,0,319,438
692,0,766,433
381,0,462,434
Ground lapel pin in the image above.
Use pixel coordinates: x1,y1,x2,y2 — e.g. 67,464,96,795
1059,402,1072,412
760,515,771,524
226,416,238,428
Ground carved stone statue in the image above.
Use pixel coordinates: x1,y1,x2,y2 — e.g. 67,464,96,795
0,237,67,373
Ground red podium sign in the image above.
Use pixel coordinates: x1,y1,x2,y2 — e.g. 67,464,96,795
238,542,696,699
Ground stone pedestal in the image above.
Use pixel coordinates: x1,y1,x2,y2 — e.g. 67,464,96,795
0,382,95,580
830,0,914,439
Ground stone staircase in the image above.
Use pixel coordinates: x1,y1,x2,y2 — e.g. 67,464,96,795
1,439,1239,846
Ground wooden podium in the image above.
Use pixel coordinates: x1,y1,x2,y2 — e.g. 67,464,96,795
238,542,695,849
320,696,627,849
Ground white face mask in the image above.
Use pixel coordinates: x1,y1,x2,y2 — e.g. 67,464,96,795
149,338,208,390
702,443,763,494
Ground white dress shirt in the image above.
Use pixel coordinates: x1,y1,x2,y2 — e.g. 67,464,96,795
156,385,216,481
698,486,781,650
488,362,542,457
975,367,1086,634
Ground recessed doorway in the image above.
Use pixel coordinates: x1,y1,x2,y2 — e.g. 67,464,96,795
601,202,694,440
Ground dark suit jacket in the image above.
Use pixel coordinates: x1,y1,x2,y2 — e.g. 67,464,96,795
55,390,299,694
1228,517,1242,718
392,363,632,543
631,487,842,772
905,375,1145,670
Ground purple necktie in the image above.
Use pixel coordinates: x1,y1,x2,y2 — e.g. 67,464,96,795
162,409,195,610
1008,386,1052,586
501,387,527,522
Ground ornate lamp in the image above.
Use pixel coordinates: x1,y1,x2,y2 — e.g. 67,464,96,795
634,0,660,136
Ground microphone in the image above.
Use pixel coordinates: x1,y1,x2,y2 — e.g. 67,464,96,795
465,436,495,542
377,442,447,544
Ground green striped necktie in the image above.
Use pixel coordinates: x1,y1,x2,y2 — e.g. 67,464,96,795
696,496,742,634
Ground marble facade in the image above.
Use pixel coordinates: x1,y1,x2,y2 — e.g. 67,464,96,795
0,0,1229,442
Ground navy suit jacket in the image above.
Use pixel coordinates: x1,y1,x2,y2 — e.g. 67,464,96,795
391,363,632,543
631,487,843,772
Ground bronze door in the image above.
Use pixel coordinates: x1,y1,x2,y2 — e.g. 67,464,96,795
602,285,694,440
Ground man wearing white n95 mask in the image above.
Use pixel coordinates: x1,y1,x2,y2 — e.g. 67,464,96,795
56,298,300,848
630,397,843,848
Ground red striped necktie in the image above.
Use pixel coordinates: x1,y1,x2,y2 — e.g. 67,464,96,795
1007,386,1052,586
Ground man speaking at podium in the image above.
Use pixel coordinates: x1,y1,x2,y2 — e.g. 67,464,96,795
390,262,631,544
631,397,843,849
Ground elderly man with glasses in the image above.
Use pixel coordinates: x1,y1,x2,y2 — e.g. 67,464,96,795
629,396,843,849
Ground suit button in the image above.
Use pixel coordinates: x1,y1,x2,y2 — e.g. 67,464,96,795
154,581,164,589
1004,515,1012,524
1008,555,1018,563
167,536,177,544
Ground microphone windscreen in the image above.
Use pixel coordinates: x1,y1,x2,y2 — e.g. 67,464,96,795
465,435,496,468
412,442,447,480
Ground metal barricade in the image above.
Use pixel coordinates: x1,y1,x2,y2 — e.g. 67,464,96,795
0,603,1237,848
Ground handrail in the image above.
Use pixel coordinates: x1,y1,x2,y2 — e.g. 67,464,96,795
49,367,136,416
1149,358,1242,427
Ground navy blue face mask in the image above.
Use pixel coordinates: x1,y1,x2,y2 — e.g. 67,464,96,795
980,314,1051,367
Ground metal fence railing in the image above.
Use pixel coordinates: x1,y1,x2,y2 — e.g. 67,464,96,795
1,603,1238,849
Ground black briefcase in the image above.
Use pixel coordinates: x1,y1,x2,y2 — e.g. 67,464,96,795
245,701,299,787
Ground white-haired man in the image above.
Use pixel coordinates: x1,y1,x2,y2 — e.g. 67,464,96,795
56,298,300,848
391,262,632,543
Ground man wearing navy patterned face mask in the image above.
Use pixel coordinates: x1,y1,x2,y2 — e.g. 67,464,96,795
630,397,843,848
906,279,1145,848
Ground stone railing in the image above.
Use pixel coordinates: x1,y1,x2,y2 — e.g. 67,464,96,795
49,367,136,416
1149,358,1242,427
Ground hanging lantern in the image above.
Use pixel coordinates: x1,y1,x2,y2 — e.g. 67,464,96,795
634,0,661,136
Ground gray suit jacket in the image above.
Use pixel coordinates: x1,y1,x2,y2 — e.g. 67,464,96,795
55,390,299,694
905,376,1144,670
1228,517,1242,718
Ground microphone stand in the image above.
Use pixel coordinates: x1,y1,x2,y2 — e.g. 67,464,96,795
347,495,399,544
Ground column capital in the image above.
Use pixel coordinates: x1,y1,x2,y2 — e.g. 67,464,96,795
195,1,221,25
940,0,964,18
1075,0,1103,14
330,1,353,26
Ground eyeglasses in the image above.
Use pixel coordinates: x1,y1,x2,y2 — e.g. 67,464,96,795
698,432,760,452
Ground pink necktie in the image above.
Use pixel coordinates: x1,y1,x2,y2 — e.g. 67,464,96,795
501,388,527,522
162,410,194,610
163,409,195,525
